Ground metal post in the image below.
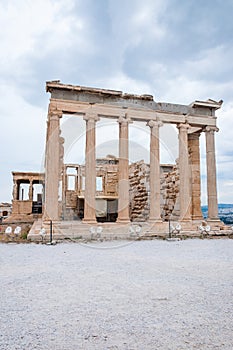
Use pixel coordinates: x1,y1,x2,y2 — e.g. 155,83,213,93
168,219,171,238
50,220,52,243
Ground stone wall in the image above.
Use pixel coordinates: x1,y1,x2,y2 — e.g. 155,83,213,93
129,161,150,221
160,163,180,221
63,158,119,220
129,161,180,222
63,159,181,222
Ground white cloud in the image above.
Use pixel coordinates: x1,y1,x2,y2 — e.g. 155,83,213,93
128,0,167,43
0,83,47,201
0,0,91,79
109,0,167,41
106,0,168,69
96,71,153,95
183,45,233,79
216,103,233,155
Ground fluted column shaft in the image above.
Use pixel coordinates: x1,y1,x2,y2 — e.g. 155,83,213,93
12,180,18,200
178,123,191,221
44,111,62,221
188,132,203,220
205,126,219,220
83,114,99,223
148,119,162,221
117,116,130,223
29,180,33,201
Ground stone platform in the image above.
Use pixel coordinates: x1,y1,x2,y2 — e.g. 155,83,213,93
28,219,232,242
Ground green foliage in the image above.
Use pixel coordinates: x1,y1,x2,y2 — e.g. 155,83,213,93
21,232,28,240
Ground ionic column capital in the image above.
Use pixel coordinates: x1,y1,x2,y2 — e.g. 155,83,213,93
49,114,62,122
147,119,163,129
177,123,190,131
48,108,63,120
204,126,219,134
83,113,100,123
118,115,132,125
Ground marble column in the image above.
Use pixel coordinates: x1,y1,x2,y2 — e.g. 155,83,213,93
147,119,163,221
44,110,62,221
12,179,18,200
205,126,219,220
188,132,203,220
29,180,33,201
83,114,99,223
178,123,191,221
117,116,131,223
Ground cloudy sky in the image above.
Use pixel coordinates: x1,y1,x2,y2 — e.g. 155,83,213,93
1,0,233,204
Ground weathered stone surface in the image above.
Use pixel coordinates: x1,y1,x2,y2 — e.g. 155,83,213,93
129,161,150,221
160,163,180,221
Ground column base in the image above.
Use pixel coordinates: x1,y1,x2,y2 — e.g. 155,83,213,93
42,212,60,222
206,218,222,228
207,217,220,222
116,218,131,224
206,218,223,231
179,218,192,222
192,215,204,220
82,218,97,224
148,218,163,223
43,219,60,225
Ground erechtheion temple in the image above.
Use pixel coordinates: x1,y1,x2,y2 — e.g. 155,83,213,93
8,80,228,239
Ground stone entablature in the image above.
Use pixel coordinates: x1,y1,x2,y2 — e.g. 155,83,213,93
43,80,222,225
46,81,221,121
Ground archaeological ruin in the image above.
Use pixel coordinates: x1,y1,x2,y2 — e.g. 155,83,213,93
11,172,44,220
7,80,230,240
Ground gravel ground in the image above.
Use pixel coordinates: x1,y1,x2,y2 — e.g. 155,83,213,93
0,239,233,350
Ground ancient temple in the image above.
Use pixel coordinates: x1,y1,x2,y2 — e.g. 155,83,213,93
5,81,224,239
10,80,226,239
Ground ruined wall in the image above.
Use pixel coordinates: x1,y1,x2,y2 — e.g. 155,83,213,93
63,158,119,220
129,161,150,221
63,159,181,222
0,203,12,218
105,171,118,196
9,172,44,222
160,163,180,221
129,161,180,221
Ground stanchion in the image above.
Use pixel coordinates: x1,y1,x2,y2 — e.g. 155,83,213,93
168,220,171,239
50,220,52,243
